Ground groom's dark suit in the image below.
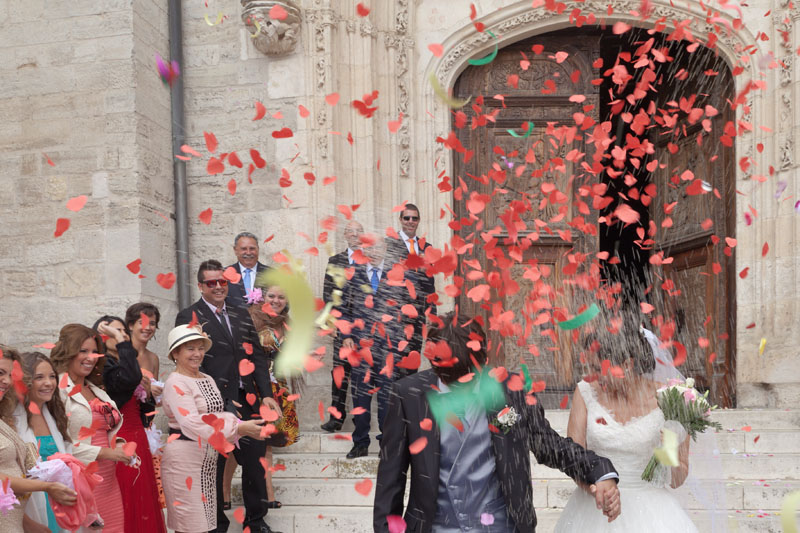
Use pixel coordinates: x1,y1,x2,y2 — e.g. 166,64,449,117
374,369,617,533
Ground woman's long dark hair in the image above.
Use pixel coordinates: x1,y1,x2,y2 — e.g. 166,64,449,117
19,352,71,443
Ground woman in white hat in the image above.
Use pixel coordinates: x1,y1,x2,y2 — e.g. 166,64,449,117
160,324,267,533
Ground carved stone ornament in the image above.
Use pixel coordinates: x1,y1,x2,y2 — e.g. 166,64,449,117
241,0,301,56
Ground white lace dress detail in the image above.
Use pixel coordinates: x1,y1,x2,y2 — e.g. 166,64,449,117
554,380,699,532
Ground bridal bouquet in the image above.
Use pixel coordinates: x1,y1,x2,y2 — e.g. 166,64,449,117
641,378,722,481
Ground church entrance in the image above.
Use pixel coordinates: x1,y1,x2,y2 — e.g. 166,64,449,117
452,27,736,408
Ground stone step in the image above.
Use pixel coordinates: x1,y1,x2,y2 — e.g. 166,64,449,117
215,505,786,533
266,451,800,481
233,476,800,511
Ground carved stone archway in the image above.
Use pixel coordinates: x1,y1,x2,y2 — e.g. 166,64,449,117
415,0,764,404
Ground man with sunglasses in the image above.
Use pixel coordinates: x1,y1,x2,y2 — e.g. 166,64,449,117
387,203,438,379
174,259,281,533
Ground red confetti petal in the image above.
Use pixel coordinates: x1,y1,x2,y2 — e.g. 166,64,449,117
269,4,288,20
325,93,340,106
298,104,310,118
126,259,142,274
356,3,370,16
54,218,70,237
222,267,241,284
208,157,225,175
409,436,428,454
198,208,213,225
228,152,243,168
354,478,372,496
559,394,569,409
238,359,255,376
250,149,266,169
253,101,266,121
762,242,769,257
203,131,218,153
227,179,237,196
156,272,176,290
428,43,444,57
66,195,88,212
272,127,294,139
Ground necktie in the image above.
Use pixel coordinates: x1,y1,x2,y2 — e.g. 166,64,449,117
216,308,232,338
370,268,379,292
407,238,416,255
243,268,252,292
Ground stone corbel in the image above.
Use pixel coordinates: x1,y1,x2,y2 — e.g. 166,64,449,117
241,0,301,56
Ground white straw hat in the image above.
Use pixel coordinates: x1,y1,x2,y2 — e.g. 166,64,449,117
167,324,213,355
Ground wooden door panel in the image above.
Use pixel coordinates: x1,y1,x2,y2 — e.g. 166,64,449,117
453,32,602,399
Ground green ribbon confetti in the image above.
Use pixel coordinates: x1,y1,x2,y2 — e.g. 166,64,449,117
426,369,505,429
429,72,471,108
257,259,315,378
520,363,532,391
468,31,498,66
508,121,534,138
556,303,601,330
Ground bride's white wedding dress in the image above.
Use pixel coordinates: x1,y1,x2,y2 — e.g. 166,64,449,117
554,380,699,532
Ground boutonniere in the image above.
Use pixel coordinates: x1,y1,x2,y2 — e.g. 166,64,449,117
490,405,518,434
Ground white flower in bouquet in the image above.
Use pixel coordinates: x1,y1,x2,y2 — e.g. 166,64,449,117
642,377,722,482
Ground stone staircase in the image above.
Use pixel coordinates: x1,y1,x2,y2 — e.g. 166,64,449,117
225,409,800,532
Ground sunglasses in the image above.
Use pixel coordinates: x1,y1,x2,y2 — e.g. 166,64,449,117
402,216,419,221
202,279,228,288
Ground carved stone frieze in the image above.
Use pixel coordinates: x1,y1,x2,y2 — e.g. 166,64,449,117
395,0,409,34
361,18,376,38
241,0,301,56
315,58,327,89
436,1,753,84
779,134,795,170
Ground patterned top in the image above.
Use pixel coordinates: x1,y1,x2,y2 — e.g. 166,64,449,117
162,372,238,442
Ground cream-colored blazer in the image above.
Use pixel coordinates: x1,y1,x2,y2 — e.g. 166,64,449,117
58,373,124,463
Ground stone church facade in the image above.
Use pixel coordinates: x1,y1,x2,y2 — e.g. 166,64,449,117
2,0,799,428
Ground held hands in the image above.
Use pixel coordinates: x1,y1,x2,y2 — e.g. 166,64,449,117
589,479,621,522
46,482,78,506
238,419,266,440
262,397,282,414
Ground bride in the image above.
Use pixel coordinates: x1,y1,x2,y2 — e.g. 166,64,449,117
554,326,698,532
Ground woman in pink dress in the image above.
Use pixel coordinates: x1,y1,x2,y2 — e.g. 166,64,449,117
160,324,267,533
51,324,132,532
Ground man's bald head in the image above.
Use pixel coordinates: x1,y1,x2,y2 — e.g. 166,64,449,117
344,220,364,250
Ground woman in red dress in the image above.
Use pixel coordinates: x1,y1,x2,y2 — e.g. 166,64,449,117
97,305,166,533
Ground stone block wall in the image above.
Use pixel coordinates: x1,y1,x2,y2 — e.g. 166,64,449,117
0,0,175,358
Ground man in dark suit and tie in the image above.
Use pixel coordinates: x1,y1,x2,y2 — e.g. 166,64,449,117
226,232,271,309
340,238,414,459
374,312,621,533
320,220,364,432
386,203,437,379
175,259,281,533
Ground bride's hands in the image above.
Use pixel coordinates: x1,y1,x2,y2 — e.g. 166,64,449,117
589,479,621,522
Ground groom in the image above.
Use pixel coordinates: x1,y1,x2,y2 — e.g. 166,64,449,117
374,312,621,532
